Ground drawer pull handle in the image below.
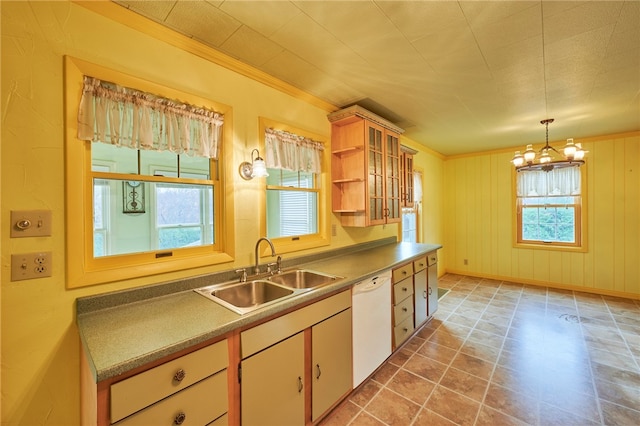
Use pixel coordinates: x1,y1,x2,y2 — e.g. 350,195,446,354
174,412,186,425
316,363,322,379
173,369,186,382
403,327,408,332
402,307,408,312
423,290,427,299
402,287,408,292
428,287,433,295
402,270,407,275
297,376,304,393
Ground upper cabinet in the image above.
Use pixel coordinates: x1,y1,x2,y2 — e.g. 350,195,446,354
329,106,404,227
400,145,418,208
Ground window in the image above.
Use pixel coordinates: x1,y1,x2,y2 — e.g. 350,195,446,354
515,167,585,249
259,118,329,253
266,169,318,238
65,56,233,288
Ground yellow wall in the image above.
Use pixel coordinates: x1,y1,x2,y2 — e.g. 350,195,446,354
444,132,640,299
0,2,439,424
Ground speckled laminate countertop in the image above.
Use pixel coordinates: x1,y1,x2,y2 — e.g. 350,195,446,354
77,239,441,382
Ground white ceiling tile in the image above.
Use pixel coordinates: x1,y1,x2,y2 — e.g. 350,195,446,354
114,1,177,22
376,1,468,42
543,1,623,43
165,1,241,47
219,25,284,67
460,1,539,27
219,1,301,38
113,0,640,156
412,24,478,60
472,4,541,51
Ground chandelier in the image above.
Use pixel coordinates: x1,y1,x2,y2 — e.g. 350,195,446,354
512,119,586,172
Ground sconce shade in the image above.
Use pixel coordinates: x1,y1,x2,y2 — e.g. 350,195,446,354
239,148,269,180
251,158,268,178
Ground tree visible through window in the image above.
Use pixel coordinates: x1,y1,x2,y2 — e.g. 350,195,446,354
516,167,583,248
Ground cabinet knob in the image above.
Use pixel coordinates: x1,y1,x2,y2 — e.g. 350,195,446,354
402,287,408,292
402,270,407,275
173,369,186,382
403,327,408,333
174,412,186,425
402,307,408,312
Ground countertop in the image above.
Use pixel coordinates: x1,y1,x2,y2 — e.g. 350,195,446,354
77,240,441,382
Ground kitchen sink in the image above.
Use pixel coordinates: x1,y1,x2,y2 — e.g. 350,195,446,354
268,269,341,290
195,280,298,315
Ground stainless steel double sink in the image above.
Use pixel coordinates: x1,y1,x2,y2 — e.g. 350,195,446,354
194,269,341,315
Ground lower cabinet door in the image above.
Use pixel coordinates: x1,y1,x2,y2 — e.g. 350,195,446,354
414,269,428,326
311,308,353,421
241,332,305,426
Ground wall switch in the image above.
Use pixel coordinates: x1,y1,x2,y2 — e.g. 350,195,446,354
10,210,52,237
11,252,52,281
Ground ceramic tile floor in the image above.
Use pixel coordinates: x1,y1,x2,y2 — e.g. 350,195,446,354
321,274,640,426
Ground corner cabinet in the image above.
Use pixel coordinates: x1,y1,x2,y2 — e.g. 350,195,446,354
329,106,404,227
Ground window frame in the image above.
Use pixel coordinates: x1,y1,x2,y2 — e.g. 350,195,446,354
65,56,234,288
512,166,588,252
259,117,330,255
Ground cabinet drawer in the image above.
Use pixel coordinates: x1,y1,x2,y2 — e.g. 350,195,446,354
115,370,228,425
413,256,428,273
394,316,415,347
111,340,228,423
393,279,413,303
392,263,413,283
210,413,228,425
242,290,350,358
393,296,413,326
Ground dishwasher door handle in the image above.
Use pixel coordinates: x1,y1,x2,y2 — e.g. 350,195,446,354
353,276,391,295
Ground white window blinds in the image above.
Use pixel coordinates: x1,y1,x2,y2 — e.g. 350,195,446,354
77,76,224,159
264,127,324,173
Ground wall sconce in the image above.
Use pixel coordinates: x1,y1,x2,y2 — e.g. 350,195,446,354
239,149,269,180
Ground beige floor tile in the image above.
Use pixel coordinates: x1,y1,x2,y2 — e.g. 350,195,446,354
364,388,420,426
438,366,488,402
321,274,640,426
426,385,481,426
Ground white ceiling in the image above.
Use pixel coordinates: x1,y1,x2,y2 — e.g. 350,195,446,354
113,1,640,156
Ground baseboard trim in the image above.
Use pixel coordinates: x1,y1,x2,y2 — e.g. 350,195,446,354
444,269,640,301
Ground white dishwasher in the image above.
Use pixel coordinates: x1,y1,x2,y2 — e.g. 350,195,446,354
352,270,392,387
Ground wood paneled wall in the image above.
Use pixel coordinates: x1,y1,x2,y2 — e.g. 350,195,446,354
444,132,639,299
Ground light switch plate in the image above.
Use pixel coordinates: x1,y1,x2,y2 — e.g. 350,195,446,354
10,210,52,237
11,252,52,281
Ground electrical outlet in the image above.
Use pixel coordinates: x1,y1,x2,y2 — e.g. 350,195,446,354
463,259,468,265
11,252,52,281
10,210,52,237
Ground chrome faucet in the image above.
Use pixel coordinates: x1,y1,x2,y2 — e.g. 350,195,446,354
254,237,276,274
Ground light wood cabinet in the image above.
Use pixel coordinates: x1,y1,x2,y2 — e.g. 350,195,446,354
241,332,306,426
392,265,414,349
311,309,352,422
239,290,352,425
329,105,404,227
414,256,428,326
107,339,228,425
